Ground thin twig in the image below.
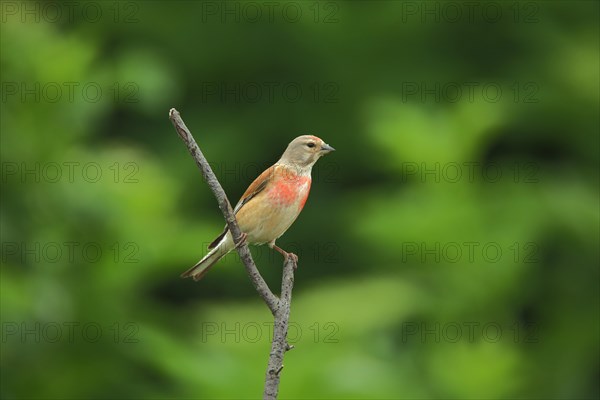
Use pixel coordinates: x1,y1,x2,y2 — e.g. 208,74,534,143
168,108,297,399
169,108,279,313
264,256,296,399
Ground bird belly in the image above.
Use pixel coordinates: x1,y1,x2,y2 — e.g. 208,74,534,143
248,205,301,244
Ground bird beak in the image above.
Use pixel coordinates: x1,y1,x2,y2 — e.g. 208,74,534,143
321,143,335,153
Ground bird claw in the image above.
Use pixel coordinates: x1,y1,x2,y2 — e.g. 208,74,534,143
234,232,248,249
285,252,299,266
271,243,298,266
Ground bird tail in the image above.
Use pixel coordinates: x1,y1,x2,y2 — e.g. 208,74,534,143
181,244,230,281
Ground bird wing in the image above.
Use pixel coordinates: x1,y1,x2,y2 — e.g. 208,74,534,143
207,165,275,249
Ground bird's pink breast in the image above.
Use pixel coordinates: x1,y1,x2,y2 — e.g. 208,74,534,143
269,175,311,209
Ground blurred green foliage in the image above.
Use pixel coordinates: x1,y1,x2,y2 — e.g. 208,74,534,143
1,1,598,399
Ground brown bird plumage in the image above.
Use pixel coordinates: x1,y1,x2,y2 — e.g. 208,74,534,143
181,135,335,280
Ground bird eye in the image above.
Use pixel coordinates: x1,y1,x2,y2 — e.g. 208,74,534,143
306,142,315,148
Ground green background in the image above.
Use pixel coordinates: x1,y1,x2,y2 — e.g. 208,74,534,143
1,1,598,399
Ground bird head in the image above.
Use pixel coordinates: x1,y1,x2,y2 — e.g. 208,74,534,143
279,135,335,170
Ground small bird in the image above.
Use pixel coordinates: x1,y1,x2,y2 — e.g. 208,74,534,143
182,135,335,280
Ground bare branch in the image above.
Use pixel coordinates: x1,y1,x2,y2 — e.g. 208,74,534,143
264,256,296,399
168,108,279,314
168,108,298,399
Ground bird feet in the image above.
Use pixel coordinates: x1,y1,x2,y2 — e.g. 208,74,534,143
271,243,298,267
286,252,299,267
234,232,248,249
